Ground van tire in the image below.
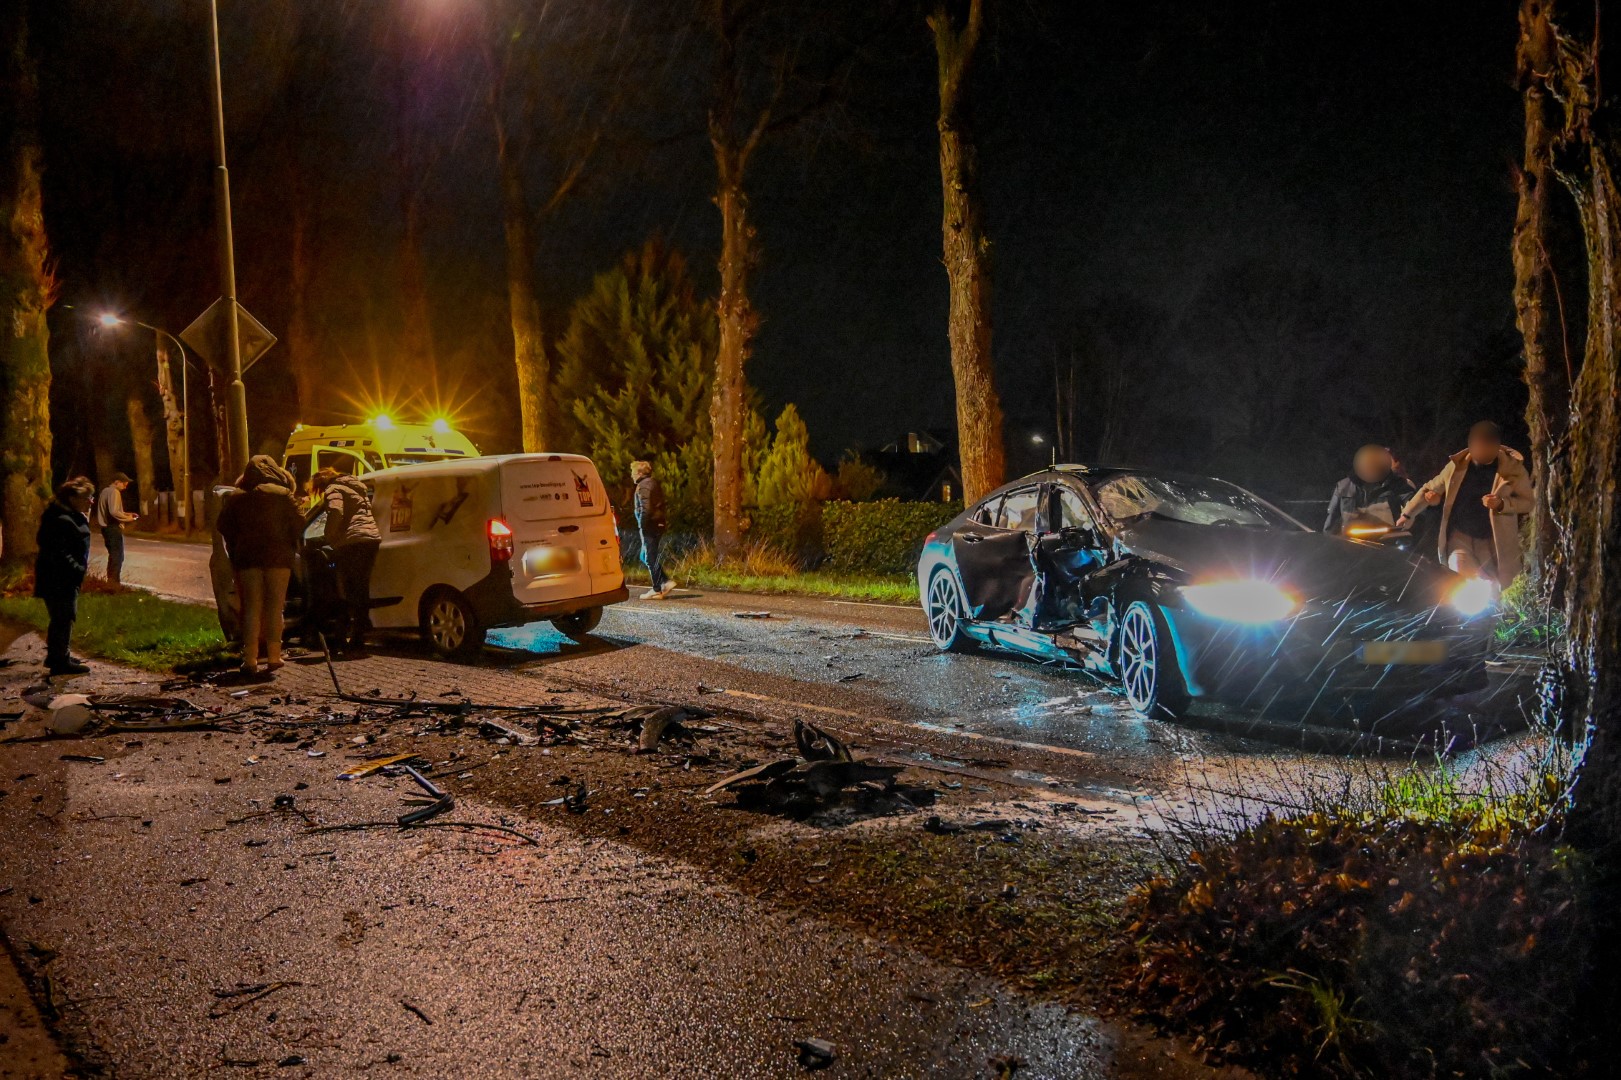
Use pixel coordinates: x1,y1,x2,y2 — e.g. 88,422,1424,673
552,606,603,642
420,588,484,659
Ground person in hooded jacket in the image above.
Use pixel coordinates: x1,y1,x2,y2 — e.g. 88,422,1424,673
34,477,96,677
216,455,303,675
311,467,381,652
1323,445,1416,535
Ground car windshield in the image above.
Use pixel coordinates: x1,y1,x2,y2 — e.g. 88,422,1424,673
1093,473,1303,531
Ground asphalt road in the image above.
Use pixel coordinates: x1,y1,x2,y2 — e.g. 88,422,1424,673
116,536,1545,819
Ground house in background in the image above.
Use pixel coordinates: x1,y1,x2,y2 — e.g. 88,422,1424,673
867,429,961,502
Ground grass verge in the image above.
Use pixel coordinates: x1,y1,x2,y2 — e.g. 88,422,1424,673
0,579,231,672
626,535,920,604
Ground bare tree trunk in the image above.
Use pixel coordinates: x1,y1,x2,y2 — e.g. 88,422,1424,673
125,386,156,522
1514,0,1570,597
493,107,550,453
0,5,53,567
930,0,1005,504
286,203,320,421
155,336,186,525
710,171,757,556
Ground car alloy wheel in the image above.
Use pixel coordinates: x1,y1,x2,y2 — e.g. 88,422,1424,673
927,571,974,653
429,597,467,652
1119,600,1188,718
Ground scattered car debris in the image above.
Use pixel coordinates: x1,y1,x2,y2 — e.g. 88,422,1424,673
704,720,920,818
338,753,426,781
601,704,714,754
794,1038,837,1070
387,764,454,825
732,610,776,619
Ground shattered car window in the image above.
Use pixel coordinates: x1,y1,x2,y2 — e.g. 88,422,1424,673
1094,473,1302,531
1055,488,1095,531
995,489,1043,533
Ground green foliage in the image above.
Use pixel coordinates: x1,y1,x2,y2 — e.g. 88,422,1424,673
551,241,719,527
0,583,228,672
1495,573,1565,650
1123,809,1591,1078
754,404,831,507
834,454,886,502
823,499,962,575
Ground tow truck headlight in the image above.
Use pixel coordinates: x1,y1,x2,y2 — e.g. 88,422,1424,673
1181,580,1298,624
1450,576,1495,618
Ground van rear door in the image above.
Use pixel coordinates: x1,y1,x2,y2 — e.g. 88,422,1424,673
499,458,619,606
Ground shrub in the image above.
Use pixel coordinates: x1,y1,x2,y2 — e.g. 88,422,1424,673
1122,807,1591,1078
823,499,961,575
747,501,822,564
1496,573,1565,651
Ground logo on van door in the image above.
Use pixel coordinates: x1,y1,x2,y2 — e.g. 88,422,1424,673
571,470,595,508
389,483,416,533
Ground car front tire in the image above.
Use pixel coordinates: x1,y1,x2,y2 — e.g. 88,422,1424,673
551,606,603,642
1117,600,1190,719
925,569,977,654
420,588,485,660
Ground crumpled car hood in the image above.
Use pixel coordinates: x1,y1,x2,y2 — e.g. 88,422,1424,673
1114,517,1453,607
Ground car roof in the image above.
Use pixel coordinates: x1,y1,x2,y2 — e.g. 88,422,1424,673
365,452,597,482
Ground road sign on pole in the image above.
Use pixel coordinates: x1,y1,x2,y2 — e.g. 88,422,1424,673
180,297,277,374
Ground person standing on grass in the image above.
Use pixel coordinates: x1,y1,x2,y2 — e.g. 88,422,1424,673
311,467,381,652
1396,420,1533,589
631,460,674,600
216,456,302,676
34,477,96,677
93,473,138,586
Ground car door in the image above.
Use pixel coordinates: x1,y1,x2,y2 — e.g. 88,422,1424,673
1027,484,1111,629
951,486,1042,621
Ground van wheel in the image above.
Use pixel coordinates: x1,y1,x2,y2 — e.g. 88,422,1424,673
552,606,603,642
420,589,484,659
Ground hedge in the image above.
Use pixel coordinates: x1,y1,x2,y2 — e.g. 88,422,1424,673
822,499,961,575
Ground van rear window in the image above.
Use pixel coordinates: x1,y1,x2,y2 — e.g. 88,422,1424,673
502,461,608,521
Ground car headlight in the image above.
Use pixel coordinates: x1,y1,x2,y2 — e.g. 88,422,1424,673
1449,576,1495,617
1180,580,1299,623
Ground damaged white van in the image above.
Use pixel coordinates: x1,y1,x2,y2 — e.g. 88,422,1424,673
361,453,627,657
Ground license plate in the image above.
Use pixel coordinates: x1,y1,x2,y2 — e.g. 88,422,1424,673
1360,640,1448,665
523,545,580,577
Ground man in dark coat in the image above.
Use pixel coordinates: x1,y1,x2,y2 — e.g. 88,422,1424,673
35,477,96,676
631,460,673,599
1323,445,1416,536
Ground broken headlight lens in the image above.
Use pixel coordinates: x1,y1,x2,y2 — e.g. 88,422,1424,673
1180,580,1298,624
1449,576,1496,618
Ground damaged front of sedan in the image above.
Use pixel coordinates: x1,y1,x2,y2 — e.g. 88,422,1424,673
917,465,1496,724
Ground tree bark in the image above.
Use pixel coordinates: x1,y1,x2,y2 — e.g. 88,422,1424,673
1514,0,1570,597
710,170,757,557
0,5,53,567
286,202,320,422
493,104,550,453
930,0,1005,504
1520,1,1621,863
705,0,768,560
155,336,186,524
125,386,156,521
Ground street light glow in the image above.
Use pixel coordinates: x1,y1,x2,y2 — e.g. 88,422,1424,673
98,312,124,328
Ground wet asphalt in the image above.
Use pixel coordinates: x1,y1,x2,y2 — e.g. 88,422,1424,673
116,536,1545,818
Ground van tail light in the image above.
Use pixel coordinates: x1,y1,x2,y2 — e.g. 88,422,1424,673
488,518,515,563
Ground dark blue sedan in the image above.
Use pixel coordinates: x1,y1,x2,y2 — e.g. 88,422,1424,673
915,466,1496,722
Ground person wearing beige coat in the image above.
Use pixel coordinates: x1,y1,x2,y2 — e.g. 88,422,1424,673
1396,421,1533,588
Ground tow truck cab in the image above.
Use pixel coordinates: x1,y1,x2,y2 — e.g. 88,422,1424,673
281,419,480,490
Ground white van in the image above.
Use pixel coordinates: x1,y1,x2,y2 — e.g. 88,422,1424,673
360,453,627,657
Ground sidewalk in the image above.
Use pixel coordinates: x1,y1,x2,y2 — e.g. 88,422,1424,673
0,628,1225,1079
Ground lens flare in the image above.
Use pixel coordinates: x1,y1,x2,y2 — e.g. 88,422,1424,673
1450,576,1495,617
1181,580,1298,623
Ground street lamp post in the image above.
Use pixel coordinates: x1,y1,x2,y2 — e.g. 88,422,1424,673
207,0,249,477
99,313,194,534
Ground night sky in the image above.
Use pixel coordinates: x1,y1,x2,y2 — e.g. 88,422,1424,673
33,0,1526,500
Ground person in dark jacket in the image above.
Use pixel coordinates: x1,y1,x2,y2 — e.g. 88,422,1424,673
631,460,673,599
1323,445,1416,535
311,468,381,651
216,456,303,675
34,477,96,676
